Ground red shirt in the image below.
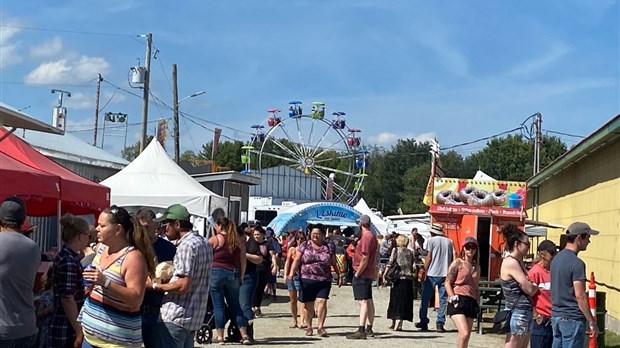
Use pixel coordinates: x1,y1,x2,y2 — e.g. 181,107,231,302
353,230,378,279
528,263,552,318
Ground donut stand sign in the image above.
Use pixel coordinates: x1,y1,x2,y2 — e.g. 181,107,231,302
430,178,527,218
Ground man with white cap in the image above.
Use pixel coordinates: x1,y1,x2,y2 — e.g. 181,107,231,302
0,197,41,347
550,222,599,348
416,223,455,332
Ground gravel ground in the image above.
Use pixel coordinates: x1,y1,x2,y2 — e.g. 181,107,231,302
195,279,506,347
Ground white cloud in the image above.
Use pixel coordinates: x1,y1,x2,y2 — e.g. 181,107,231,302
30,36,63,57
0,24,22,68
507,41,572,78
24,55,111,84
368,131,437,147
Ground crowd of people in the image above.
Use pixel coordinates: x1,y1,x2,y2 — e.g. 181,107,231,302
0,194,601,348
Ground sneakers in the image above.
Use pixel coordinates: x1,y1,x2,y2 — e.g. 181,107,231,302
346,331,367,340
365,328,375,337
415,322,429,331
436,324,446,333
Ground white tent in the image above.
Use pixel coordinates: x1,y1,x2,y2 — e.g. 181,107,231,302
473,170,496,181
100,139,228,218
354,198,389,233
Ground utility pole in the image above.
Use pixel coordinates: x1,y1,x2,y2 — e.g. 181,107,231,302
140,33,152,153
533,112,542,175
93,74,103,146
172,63,180,163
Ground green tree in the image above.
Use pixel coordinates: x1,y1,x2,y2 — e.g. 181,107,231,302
121,136,154,161
180,150,197,162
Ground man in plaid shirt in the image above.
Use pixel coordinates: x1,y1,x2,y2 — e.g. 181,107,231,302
152,204,212,348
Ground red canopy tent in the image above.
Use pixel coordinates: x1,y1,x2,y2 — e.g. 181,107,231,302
0,128,110,215
0,152,61,216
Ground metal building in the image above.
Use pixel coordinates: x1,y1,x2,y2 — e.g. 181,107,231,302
249,165,322,204
17,130,127,252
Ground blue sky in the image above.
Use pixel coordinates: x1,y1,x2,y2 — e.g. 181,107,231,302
1,0,618,157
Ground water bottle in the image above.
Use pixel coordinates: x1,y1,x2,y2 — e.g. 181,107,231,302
83,264,96,286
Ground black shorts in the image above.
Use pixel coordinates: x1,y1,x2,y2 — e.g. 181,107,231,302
447,295,480,319
299,278,331,302
352,276,373,300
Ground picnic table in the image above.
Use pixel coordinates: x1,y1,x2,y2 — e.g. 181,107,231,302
477,280,503,334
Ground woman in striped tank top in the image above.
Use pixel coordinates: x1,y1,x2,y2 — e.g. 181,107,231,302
79,206,156,348
499,224,539,348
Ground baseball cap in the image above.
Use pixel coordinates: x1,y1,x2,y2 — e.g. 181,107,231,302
155,204,191,222
0,196,26,223
357,215,371,225
537,240,557,253
566,222,599,236
463,236,478,246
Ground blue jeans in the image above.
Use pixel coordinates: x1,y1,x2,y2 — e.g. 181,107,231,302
158,322,194,348
551,317,585,348
0,334,37,348
419,276,447,325
142,311,163,348
209,268,247,329
531,317,553,348
239,270,258,321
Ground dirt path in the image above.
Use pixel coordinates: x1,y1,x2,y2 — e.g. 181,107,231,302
196,279,506,347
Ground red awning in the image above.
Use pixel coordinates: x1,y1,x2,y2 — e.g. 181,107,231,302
0,152,61,216
0,128,110,215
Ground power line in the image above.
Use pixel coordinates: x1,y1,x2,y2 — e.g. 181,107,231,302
442,127,523,151
0,24,140,39
543,129,586,139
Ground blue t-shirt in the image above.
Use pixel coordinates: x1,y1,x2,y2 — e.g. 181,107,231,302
550,248,586,320
141,237,176,309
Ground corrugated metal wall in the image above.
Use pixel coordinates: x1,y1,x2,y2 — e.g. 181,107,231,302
249,166,322,202
51,158,120,183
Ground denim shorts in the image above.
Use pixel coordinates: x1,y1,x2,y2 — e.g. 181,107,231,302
510,308,533,334
287,276,301,292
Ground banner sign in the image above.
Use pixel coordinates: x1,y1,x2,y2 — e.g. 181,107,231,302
429,178,526,218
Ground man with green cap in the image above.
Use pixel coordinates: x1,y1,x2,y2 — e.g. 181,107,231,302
152,204,212,348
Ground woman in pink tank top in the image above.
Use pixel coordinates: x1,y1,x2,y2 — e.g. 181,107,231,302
445,236,480,348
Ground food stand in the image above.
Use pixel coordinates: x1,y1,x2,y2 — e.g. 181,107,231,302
427,177,527,280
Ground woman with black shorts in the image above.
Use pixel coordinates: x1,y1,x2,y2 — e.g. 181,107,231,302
288,224,343,337
445,237,481,348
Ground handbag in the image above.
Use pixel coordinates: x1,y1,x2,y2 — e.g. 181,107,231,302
385,248,402,283
491,308,512,334
491,292,525,334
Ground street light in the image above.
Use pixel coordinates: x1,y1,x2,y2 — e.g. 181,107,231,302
177,90,206,106
174,90,206,163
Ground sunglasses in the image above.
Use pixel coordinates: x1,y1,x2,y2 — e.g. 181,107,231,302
464,243,477,250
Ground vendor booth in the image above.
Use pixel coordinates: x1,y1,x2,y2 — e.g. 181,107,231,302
427,177,527,280
268,201,378,237
0,128,110,216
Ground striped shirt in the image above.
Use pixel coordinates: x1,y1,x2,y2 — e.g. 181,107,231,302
78,245,142,347
160,231,212,331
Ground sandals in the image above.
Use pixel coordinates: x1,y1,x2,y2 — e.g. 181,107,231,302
305,328,313,336
318,328,328,337
289,323,298,328
214,337,225,344
395,326,403,331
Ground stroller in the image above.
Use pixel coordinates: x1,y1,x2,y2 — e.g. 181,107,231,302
195,297,242,344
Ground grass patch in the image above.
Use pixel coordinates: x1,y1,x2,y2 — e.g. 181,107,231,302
607,330,620,348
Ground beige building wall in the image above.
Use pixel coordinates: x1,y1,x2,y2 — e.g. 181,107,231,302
531,139,620,331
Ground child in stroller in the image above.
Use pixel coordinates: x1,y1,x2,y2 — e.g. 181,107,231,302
195,296,243,344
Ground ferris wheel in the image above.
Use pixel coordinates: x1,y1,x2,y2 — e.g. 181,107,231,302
242,101,368,204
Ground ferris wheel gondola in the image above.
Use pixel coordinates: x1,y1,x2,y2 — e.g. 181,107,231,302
246,101,368,204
